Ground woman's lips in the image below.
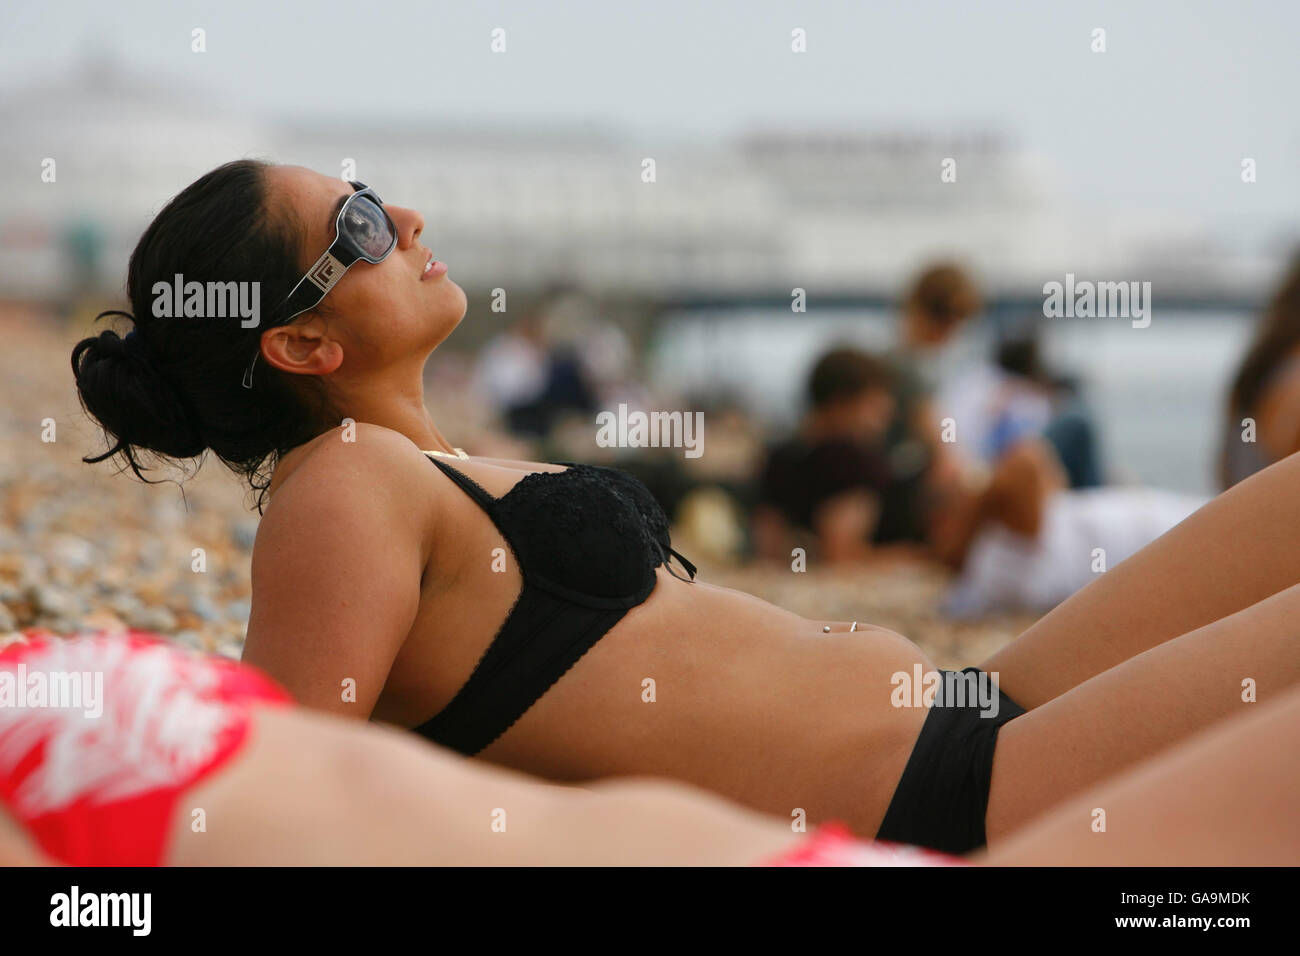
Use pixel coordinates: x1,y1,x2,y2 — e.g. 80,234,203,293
422,257,448,280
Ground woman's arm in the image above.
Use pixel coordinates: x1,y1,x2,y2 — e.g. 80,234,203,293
241,425,436,719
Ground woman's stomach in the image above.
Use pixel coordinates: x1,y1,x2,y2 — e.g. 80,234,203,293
482,567,937,835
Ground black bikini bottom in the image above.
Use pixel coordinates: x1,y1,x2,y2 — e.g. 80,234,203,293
875,667,1027,855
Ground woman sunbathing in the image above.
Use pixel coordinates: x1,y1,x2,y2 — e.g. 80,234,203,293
71,160,1300,855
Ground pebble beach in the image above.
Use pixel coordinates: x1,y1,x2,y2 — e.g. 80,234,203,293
1,305,1036,668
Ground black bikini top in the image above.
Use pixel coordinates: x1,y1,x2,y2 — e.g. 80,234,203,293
414,455,697,755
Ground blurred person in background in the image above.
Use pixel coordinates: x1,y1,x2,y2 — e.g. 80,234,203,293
471,309,549,429
754,347,910,563
756,345,1199,616
57,219,106,321
934,438,1204,616
1220,251,1300,488
936,323,1104,490
471,289,599,442
921,317,1201,615
878,261,984,545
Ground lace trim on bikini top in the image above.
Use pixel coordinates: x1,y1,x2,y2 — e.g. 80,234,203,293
425,454,696,605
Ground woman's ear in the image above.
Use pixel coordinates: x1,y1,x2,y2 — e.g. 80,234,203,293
260,322,344,377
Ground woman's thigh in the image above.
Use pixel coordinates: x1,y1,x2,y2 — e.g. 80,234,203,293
983,681,1300,865
984,581,1300,845
980,450,1300,709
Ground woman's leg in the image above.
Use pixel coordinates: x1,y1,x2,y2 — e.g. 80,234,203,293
984,580,1300,844
982,680,1300,865
982,449,1300,708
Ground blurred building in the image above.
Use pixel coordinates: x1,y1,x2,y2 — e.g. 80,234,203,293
3,54,1276,305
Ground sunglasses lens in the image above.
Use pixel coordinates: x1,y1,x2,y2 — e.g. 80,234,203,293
344,195,396,260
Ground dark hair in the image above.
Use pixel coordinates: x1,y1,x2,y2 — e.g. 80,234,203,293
995,328,1080,398
71,159,337,511
807,346,894,408
1218,251,1300,487
903,261,981,327
1227,251,1300,418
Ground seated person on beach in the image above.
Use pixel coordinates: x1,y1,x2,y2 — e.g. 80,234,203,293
3,629,1298,867
876,261,985,544
68,160,1300,860
756,345,1193,615
933,440,1205,616
1221,251,1300,488
936,327,1103,490
927,329,1196,614
753,347,905,564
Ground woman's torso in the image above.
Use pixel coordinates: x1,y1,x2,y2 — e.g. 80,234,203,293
263,436,934,833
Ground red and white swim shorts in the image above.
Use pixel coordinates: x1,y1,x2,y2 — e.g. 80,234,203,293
0,629,292,865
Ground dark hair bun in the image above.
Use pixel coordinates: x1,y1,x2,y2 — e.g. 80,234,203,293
71,321,206,461
70,159,336,511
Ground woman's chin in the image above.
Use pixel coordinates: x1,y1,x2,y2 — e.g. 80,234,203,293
427,304,466,346
434,280,468,320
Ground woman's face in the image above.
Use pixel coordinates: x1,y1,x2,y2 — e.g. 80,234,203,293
264,165,467,376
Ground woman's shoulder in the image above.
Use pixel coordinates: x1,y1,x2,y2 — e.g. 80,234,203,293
253,424,445,572
265,423,438,510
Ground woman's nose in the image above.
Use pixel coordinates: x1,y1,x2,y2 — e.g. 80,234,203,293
390,206,423,247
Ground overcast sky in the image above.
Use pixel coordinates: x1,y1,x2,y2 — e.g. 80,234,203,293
4,0,1298,240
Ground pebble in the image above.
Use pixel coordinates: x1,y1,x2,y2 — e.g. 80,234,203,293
126,605,178,633
27,583,79,618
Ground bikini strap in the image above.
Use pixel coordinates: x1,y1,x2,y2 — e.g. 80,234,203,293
425,453,497,510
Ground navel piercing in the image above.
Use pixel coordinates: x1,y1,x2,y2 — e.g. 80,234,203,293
824,621,860,633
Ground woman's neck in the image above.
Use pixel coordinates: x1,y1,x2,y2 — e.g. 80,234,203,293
336,374,458,455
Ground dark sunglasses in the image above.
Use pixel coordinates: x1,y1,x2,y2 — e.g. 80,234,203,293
242,181,398,388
